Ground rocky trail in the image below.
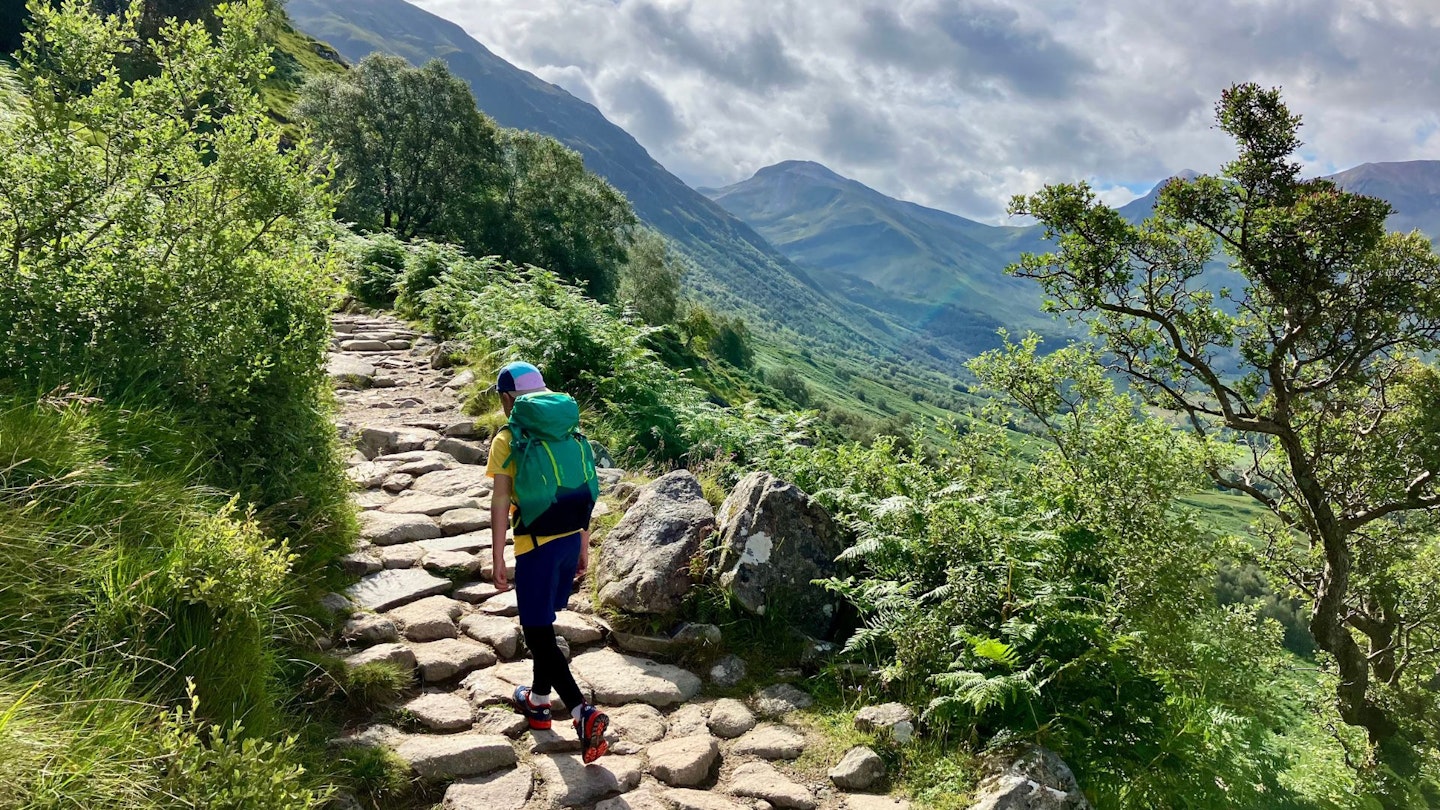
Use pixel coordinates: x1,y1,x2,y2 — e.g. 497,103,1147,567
321,312,918,810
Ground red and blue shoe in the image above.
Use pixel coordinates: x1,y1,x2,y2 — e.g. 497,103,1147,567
512,686,552,730
574,703,609,763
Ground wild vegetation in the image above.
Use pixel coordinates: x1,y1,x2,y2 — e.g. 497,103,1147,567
2,1,1438,808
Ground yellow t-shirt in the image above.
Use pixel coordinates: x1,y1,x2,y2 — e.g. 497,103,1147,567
486,428,579,555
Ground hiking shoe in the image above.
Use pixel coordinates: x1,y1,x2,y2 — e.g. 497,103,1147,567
574,704,609,763
512,686,552,730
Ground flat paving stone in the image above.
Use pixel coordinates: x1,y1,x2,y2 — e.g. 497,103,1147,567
727,761,816,809
341,613,399,645
441,508,491,535
381,543,425,569
478,589,520,617
394,733,516,781
663,789,750,810
731,724,807,760
412,467,494,497
454,580,504,604
421,531,494,553
413,638,498,682
345,642,416,671
607,704,667,745
460,614,523,658
442,765,533,810
553,611,604,645
403,691,475,732
380,493,480,516
569,649,701,708
388,595,464,641
424,550,482,575
535,754,643,807
647,735,719,787
359,511,442,545
348,568,452,612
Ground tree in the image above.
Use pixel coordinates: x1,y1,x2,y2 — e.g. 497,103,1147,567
1009,83,1440,789
619,227,683,325
712,316,755,369
297,54,503,241
499,130,637,302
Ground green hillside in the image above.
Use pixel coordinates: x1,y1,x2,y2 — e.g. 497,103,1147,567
283,0,983,423
704,160,1064,357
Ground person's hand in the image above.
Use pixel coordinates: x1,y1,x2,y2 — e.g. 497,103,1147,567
574,552,588,582
492,565,510,592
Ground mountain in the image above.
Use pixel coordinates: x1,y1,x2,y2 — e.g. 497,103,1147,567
285,0,975,380
704,161,1059,355
1328,160,1440,237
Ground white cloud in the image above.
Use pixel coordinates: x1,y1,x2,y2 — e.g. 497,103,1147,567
412,0,1440,223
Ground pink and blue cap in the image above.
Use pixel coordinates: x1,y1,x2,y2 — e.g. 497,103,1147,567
492,361,547,394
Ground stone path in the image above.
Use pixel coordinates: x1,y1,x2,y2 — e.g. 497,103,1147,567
324,313,909,810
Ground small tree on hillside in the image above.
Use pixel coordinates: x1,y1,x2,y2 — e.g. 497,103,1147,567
297,53,503,241
1009,83,1440,787
619,228,683,325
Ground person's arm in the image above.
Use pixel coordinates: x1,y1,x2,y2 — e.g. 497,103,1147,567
491,473,512,591
576,528,590,581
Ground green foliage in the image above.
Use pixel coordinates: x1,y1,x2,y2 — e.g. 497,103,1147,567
337,230,408,308
761,340,1360,808
419,252,760,463
767,365,812,407
298,53,504,241
159,686,330,810
0,0,351,567
1009,83,1440,785
342,662,412,713
619,227,684,325
713,315,756,368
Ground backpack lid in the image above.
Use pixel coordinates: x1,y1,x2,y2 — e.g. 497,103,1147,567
508,391,580,441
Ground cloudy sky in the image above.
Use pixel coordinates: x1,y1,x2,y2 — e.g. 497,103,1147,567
413,0,1440,223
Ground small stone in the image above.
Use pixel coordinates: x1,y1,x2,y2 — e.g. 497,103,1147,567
611,630,676,658
567,592,596,614
569,649,702,708
328,353,376,387
359,511,442,545
479,589,520,617
388,595,464,641
381,543,425,569
352,490,394,510
728,761,816,810
454,581,504,605
665,704,711,739
673,623,722,648
394,734,517,781
423,550,482,575
387,339,413,350
437,437,487,465
349,460,398,489
404,691,475,732
534,754,643,807
339,551,383,577
359,426,442,458
319,592,352,615
596,790,670,810
341,339,390,352
607,704,667,745
398,457,451,476
552,611,604,645
412,638,498,682
443,765,533,810
441,508,491,534
422,531,494,553
455,615,519,660
347,568,452,611
732,724,806,760
381,494,480,516
345,642,416,672
710,654,747,687
445,369,477,389
529,727,582,754
443,420,480,438
383,472,415,492
647,735,719,787
829,746,886,791
412,467,493,497
707,699,756,739
341,613,399,645
473,707,530,737
663,789,751,810
753,684,813,717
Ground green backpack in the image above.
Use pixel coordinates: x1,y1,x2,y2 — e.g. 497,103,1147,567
498,392,600,529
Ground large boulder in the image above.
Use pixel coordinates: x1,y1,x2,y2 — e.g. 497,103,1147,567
969,745,1091,810
714,472,846,638
595,471,716,615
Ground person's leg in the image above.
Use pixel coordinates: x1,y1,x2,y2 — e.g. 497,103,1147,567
522,623,584,710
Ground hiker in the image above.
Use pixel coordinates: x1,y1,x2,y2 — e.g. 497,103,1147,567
486,361,610,762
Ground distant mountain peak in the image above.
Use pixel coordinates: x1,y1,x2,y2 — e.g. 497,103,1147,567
753,160,846,182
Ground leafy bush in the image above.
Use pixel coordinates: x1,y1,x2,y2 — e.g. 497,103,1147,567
760,340,1363,808
0,0,351,567
339,231,408,309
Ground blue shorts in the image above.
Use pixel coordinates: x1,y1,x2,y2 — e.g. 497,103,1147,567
514,531,582,627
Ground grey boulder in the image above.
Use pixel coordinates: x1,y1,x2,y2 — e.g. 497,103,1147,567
595,471,716,615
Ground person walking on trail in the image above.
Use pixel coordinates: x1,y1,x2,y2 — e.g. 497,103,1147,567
486,361,610,763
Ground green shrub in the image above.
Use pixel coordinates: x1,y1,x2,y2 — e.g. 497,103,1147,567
343,662,412,712
340,231,408,309
0,0,351,568
396,239,466,317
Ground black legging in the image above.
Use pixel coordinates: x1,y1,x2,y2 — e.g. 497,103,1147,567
523,624,585,710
